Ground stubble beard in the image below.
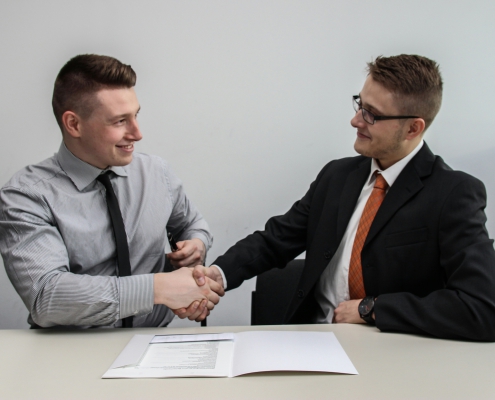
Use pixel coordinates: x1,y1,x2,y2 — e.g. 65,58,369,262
354,127,404,162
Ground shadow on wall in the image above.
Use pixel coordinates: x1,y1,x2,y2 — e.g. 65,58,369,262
449,146,495,240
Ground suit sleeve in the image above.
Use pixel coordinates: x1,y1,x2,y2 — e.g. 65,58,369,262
375,177,495,341
212,163,332,290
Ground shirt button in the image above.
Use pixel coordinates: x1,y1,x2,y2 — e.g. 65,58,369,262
324,251,332,259
297,289,305,298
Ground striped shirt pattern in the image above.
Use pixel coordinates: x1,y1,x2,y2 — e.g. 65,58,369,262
0,143,212,328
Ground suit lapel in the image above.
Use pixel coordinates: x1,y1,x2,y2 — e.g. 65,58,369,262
365,143,436,245
336,158,371,242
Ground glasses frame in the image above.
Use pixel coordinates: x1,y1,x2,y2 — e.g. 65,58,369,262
353,95,419,125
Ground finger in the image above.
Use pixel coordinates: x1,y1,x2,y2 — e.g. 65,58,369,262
205,289,220,305
206,300,215,310
167,251,200,268
209,290,220,305
176,254,202,268
166,250,187,261
167,241,194,260
207,277,225,296
184,301,200,317
192,265,206,286
188,299,207,321
195,306,209,322
204,266,225,287
166,241,187,259
174,301,199,319
168,256,193,270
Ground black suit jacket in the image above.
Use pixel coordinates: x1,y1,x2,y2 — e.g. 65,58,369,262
214,143,495,341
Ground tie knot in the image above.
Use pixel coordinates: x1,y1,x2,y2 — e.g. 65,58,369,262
97,172,112,188
374,173,388,191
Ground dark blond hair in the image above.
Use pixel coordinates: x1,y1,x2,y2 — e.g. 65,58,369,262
52,54,136,131
367,54,443,130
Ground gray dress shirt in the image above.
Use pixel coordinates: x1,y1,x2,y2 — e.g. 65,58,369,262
0,143,212,328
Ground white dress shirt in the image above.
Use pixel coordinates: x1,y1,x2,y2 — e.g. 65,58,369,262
314,140,424,323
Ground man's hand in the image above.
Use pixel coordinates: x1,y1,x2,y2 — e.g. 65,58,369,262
166,238,206,269
333,300,365,324
174,266,225,321
153,265,223,311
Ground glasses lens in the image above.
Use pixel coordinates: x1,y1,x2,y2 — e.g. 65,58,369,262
362,108,375,124
353,97,359,113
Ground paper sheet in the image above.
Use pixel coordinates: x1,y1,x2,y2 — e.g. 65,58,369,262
150,333,235,343
103,340,233,378
231,331,357,376
102,331,358,378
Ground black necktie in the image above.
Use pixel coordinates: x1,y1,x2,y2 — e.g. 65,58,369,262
97,172,133,328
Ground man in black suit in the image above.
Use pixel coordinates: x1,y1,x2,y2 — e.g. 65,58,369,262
179,54,495,341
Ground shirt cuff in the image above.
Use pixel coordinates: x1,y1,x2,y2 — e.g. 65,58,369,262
119,274,155,319
210,265,227,289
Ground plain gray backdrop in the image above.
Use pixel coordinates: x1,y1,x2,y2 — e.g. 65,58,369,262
1,0,494,329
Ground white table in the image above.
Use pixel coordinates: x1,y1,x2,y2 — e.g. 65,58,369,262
1,324,494,399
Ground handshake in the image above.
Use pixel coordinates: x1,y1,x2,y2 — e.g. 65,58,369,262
153,238,225,322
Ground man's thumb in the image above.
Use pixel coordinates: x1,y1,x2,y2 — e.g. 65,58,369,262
192,265,206,286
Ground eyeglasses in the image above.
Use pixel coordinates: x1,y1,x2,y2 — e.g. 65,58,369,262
353,95,419,125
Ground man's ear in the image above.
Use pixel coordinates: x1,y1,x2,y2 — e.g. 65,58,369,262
406,118,426,140
62,111,82,138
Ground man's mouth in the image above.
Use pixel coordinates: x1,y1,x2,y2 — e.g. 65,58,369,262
356,131,370,140
117,143,134,149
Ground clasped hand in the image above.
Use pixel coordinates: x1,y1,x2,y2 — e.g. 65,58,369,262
154,264,224,321
158,239,225,321
173,265,225,322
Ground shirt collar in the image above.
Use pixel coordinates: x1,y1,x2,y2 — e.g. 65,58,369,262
56,142,128,191
368,139,424,187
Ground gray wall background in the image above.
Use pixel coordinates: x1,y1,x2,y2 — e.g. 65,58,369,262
1,1,494,329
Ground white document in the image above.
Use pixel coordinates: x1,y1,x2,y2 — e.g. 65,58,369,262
102,331,358,378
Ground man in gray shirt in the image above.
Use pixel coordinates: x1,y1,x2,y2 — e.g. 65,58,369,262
0,54,223,328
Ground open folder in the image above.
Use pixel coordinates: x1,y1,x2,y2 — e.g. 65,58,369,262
102,330,358,378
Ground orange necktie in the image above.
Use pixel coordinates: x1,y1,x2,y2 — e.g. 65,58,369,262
348,173,388,299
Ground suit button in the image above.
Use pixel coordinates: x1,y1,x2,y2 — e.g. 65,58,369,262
297,289,305,298
324,251,331,259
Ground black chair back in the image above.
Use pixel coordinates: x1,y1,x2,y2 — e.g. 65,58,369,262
251,259,305,325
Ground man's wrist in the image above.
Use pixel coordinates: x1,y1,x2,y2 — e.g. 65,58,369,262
209,265,227,289
358,296,376,325
191,237,207,264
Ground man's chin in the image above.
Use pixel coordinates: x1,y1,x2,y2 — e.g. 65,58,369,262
354,141,369,157
112,154,134,167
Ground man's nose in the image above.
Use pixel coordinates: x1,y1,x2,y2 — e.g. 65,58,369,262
128,119,143,141
351,109,365,128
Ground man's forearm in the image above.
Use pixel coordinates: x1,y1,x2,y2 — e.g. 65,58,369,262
30,273,128,327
